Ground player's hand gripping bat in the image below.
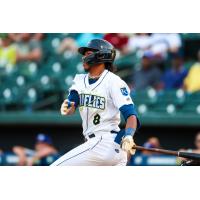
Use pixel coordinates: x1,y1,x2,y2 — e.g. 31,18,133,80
132,145,200,161
60,100,75,115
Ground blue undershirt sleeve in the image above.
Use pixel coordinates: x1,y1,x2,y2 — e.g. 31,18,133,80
68,90,79,108
119,104,141,129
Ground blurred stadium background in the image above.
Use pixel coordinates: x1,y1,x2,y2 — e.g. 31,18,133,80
0,33,200,166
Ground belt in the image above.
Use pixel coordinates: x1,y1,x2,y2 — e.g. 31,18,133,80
86,131,118,141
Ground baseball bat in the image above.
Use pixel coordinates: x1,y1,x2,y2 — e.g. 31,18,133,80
133,145,200,161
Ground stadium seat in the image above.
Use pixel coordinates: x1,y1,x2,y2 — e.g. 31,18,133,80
157,90,186,106
61,54,82,73
0,86,20,110
21,87,38,108
58,74,74,93
132,88,158,106
181,92,200,114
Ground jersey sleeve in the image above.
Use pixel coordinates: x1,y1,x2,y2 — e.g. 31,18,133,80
67,75,82,107
109,77,133,109
68,75,79,93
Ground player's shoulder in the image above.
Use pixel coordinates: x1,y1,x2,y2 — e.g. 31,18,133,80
73,73,87,82
107,71,125,83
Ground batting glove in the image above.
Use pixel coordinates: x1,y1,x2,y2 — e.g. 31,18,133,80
121,128,136,155
121,135,136,155
61,99,75,115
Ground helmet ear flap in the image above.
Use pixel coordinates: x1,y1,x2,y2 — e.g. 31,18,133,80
96,50,116,61
96,51,105,59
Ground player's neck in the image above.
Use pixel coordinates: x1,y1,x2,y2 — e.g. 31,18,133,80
89,65,105,78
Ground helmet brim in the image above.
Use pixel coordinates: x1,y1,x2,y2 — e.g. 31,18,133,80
78,47,98,55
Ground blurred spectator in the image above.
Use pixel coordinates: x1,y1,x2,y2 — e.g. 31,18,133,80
178,132,200,165
132,52,162,90
150,34,182,57
15,33,42,63
184,50,200,93
142,137,161,155
104,33,129,54
0,149,3,155
128,34,182,58
128,33,151,52
160,53,188,89
13,133,58,166
58,33,103,54
192,132,200,154
58,37,78,54
32,33,44,41
0,33,17,71
9,33,44,42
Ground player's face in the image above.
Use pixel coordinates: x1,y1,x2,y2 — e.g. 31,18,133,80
82,51,93,72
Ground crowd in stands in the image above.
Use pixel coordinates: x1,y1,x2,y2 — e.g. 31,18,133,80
105,33,200,93
0,133,59,166
0,33,42,72
13,133,58,166
1,33,200,95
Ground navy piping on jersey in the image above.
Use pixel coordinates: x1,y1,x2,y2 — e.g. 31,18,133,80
84,71,109,137
91,71,109,91
84,74,87,88
83,74,89,135
55,136,102,166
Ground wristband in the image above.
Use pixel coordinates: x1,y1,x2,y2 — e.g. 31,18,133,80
125,128,136,137
67,101,72,108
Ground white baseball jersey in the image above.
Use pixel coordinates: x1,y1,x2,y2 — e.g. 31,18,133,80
51,69,132,166
69,69,133,139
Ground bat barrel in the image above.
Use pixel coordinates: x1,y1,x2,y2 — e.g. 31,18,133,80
178,152,200,160
134,145,200,161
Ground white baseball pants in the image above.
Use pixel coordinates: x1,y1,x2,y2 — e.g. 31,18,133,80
50,133,127,166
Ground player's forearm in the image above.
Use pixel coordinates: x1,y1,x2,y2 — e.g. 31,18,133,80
125,115,137,130
120,115,137,155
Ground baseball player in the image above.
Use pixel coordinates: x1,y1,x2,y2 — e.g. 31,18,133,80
51,39,140,166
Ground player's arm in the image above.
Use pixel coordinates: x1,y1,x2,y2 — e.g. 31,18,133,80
120,104,140,154
61,90,79,116
109,77,140,154
125,113,137,130
120,104,139,131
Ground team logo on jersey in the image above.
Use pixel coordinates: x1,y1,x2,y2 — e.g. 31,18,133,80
120,87,128,96
79,93,105,110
